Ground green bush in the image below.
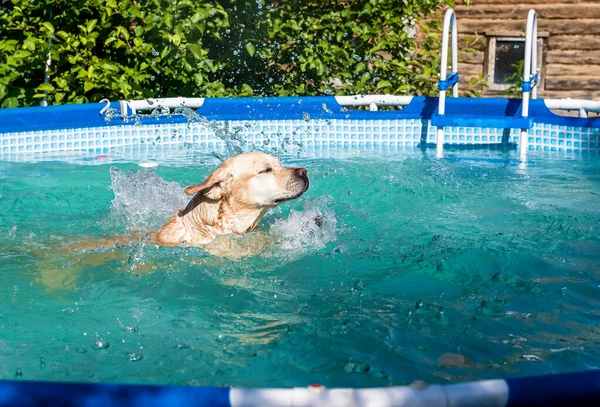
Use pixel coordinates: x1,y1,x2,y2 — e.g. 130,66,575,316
0,0,463,107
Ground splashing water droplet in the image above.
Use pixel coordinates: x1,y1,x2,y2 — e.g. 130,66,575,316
267,196,337,260
109,167,188,231
126,347,144,361
344,359,371,374
91,339,110,350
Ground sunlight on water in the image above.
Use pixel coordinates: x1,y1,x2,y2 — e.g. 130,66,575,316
1,149,600,388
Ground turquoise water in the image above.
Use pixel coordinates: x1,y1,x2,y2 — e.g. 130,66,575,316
1,149,600,388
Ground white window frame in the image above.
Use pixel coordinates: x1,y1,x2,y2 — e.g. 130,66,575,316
485,35,545,91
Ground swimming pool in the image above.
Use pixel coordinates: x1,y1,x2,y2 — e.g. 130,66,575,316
1,95,600,406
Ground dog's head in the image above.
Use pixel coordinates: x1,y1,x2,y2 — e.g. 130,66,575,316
184,152,309,208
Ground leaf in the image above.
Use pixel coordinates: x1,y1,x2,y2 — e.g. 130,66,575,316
105,37,116,45
86,19,98,33
37,83,55,92
354,62,366,73
1,97,19,108
13,50,31,59
23,39,36,51
240,83,253,95
187,44,204,59
54,78,68,89
116,26,130,41
377,80,392,89
245,43,256,57
84,81,95,92
42,22,55,33
56,31,70,41
287,20,299,31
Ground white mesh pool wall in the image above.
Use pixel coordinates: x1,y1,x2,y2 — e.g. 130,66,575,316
1,95,600,163
1,119,599,163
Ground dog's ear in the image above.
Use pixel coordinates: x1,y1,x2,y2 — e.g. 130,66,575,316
184,166,232,200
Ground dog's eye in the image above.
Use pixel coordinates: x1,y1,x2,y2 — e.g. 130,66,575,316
259,167,273,174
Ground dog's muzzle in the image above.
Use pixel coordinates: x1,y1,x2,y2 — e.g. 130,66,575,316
274,168,309,204
290,167,309,193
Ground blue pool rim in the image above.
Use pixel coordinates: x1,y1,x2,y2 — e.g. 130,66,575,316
1,96,599,134
2,95,600,162
1,370,600,406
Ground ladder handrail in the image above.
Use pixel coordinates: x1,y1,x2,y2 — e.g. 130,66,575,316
435,8,459,158
438,8,459,116
522,9,538,117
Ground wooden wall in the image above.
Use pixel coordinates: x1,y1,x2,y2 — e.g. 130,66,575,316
451,0,600,99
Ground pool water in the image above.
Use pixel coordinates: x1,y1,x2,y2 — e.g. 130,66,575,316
1,149,600,388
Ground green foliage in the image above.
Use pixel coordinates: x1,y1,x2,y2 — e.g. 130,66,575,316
460,74,489,98
500,59,525,98
459,35,489,98
0,0,463,107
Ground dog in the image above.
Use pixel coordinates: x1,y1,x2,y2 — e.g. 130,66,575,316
33,152,310,289
152,151,309,247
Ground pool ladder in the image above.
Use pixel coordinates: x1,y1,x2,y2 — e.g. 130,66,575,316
433,8,539,161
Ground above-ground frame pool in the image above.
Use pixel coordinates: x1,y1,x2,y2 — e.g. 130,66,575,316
1,93,600,407
3,4,600,404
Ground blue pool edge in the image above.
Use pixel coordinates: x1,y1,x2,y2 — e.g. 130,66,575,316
1,370,600,406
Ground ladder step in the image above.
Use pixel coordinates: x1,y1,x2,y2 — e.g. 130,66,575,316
431,114,533,130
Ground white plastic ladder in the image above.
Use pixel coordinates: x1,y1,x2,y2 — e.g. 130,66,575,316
435,8,540,161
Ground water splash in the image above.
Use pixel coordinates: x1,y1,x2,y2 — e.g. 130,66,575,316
108,167,188,231
106,165,335,261
103,102,305,160
267,196,338,259
126,347,144,361
102,107,120,123
91,338,110,350
172,106,305,159
173,106,247,158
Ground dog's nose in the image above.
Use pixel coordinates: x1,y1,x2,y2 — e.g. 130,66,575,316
294,168,307,177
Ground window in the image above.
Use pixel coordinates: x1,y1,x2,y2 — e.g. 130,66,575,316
485,35,545,91
493,40,524,85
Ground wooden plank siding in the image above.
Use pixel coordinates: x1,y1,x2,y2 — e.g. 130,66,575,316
428,0,600,99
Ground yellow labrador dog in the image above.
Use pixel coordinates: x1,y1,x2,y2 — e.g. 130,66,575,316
35,152,310,289
153,151,309,248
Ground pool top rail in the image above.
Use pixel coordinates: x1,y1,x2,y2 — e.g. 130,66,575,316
1,369,600,407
